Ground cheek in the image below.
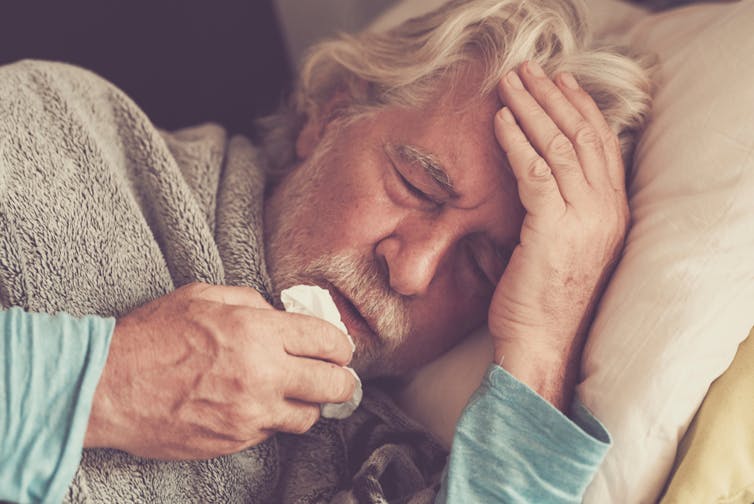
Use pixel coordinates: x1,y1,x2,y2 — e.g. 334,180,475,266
404,284,491,364
402,248,495,356
434,292,490,338
295,173,363,244
322,178,401,248
317,195,383,252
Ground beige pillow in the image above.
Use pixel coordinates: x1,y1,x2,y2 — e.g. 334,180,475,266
581,3,754,501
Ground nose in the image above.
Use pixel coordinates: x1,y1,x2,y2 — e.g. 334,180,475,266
375,222,453,297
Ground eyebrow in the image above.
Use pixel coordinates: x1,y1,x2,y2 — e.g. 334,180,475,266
392,143,461,200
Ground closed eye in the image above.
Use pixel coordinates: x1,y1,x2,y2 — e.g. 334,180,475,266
390,162,442,210
394,165,432,201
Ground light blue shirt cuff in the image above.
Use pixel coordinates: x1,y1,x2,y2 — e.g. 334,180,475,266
0,308,115,503
437,364,610,503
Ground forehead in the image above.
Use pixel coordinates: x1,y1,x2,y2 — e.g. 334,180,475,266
369,82,516,208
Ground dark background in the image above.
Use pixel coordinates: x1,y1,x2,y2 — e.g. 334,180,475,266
0,1,292,138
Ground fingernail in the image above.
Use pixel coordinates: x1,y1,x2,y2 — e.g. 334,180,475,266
527,60,546,77
506,71,523,89
499,107,515,124
560,72,579,90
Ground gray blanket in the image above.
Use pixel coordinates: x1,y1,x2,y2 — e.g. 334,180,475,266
0,60,446,503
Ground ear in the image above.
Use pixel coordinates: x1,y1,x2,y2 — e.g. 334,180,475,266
295,83,367,160
295,111,325,161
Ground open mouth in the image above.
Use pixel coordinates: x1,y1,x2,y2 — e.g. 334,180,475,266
325,283,378,344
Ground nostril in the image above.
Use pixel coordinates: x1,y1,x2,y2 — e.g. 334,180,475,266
375,229,445,298
374,252,390,282
389,266,432,298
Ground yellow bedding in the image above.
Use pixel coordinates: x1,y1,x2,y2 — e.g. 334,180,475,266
661,326,754,503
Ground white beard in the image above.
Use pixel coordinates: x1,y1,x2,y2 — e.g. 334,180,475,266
263,140,410,377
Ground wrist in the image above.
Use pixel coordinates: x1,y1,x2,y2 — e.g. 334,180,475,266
493,339,581,412
84,321,125,450
84,362,116,449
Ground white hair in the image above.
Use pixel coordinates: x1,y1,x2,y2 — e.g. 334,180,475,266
260,0,653,175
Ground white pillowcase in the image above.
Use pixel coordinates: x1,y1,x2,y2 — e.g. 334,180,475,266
381,1,754,503
581,2,754,502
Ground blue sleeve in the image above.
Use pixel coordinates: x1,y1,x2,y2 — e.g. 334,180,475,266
0,307,115,504
436,364,611,503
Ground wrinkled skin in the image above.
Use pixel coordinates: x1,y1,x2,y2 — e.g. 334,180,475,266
87,62,628,457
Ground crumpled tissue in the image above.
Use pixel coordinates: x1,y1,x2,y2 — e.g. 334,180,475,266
280,284,363,419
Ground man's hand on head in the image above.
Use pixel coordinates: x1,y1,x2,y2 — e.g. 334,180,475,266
84,282,357,460
489,61,629,411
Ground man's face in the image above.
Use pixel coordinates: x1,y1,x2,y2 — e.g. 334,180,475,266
264,80,525,378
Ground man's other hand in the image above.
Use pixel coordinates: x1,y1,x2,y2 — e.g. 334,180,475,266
490,61,629,410
84,282,357,460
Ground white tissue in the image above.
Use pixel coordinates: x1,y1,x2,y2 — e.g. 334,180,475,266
280,285,363,420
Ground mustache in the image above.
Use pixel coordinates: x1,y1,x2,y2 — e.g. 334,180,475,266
301,254,410,348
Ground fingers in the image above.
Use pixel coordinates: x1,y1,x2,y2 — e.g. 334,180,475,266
520,62,609,188
277,312,354,366
497,64,587,201
494,107,565,217
268,400,322,435
552,72,625,192
282,357,357,404
496,62,620,197
182,284,353,366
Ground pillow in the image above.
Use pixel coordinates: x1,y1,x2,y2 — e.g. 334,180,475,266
660,327,754,504
581,3,754,502
379,1,754,503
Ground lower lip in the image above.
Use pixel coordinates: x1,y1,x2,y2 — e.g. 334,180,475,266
326,284,374,340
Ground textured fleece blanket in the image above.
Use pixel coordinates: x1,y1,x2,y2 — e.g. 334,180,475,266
0,60,446,503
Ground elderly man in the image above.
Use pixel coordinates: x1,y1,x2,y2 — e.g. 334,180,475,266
0,0,651,502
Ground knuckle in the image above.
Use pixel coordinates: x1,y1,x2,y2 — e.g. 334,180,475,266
248,359,280,388
223,409,249,437
336,369,356,401
290,406,320,434
318,326,340,357
242,287,268,307
183,295,202,313
184,282,212,296
335,338,353,364
324,366,343,396
234,306,257,327
525,102,543,119
509,134,531,151
180,282,204,297
597,124,620,150
305,406,321,430
546,133,575,160
528,158,551,179
542,87,566,110
223,307,252,336
573,125,600,149
324,366,352,402
605,132,622,157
